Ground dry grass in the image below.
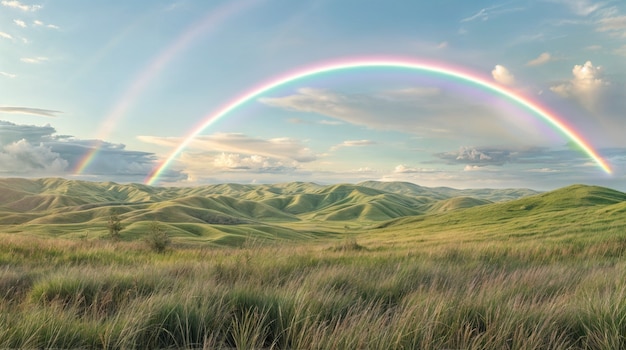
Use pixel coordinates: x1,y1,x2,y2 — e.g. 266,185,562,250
0,228,625,349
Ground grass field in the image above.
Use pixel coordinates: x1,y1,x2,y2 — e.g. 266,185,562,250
1,223,625,349
1,180,625,348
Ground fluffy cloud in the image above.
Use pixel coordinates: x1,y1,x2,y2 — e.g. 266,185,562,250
0,120,178,181
0,122,66,174
550,61,608,110
212,153,294,173
0,72,17,78
0,139,68,175
1,0,42,11
13,19,26,27
526,52,553,66
0,32,13,40
491,65,515,85
0,106,61,117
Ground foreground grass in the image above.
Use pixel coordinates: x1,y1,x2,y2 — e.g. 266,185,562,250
0,228,625,349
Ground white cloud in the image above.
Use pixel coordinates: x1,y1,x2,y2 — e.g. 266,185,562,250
32,19,60,30
0,32,13,40
585,44,602,50
491,65,516,85
1,0,42,11
463,165,482,171
213,153,286,170
140,133,317,163
13,19,26,28
393,164,437,174
20,56,48,64
550,61,608,110
330,140,376,151
0,139,67,174
0,72,16,78
526,52,553,66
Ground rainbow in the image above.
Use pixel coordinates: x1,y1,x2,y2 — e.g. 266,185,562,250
144,58,612,185
72,0,262,175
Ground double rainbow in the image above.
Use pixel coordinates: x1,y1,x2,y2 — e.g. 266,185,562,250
145,58,612,185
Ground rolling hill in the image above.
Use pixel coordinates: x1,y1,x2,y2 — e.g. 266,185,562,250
0,178,622,245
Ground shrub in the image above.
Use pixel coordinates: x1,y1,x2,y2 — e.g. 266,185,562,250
107,211,124,241
145,221,171,253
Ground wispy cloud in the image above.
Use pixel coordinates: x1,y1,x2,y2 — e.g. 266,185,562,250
140,132,318,163
0,106,61,117
0,72,17,78
597,15,626,37
33,20,59,29
0,32,13,40
330,140,376,151
20,56,48,64
287,118,344,126
393,164,437,174
1,0,42,11
461,4,524,23
615,45,626,57
526,52,554,66
259,87,553,145
13,19,26,28
544,0,600,16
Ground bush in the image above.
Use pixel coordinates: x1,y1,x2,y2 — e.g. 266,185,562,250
107,211,124,241
145,221,171,253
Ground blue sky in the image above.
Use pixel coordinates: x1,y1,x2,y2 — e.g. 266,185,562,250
1,0,625,190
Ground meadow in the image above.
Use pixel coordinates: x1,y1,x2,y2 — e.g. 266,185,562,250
1,179,625,349
1,224,625,349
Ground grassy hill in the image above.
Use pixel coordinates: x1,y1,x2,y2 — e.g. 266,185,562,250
0,178,621,246
372,184,626,246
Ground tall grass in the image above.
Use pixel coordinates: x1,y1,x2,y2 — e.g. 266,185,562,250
0,228,625,349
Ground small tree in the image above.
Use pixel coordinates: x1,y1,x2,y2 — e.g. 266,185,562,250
145,221,170,253
107,210,124,241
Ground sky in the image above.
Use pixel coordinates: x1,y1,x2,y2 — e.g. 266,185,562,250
1,0,625,190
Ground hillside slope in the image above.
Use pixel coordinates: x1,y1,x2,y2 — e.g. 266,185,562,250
0,178,578,244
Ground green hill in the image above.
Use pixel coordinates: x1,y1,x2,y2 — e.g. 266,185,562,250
0,178,620,246
374,184,626,245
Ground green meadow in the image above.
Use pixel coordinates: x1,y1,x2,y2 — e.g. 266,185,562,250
1,178,625,349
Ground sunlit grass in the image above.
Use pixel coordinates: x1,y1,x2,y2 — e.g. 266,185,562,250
0,223,624,349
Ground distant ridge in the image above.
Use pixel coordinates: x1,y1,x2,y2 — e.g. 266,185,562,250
1,178,618,244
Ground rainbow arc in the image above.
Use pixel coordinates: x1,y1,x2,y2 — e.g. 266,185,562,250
144,58,612,185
